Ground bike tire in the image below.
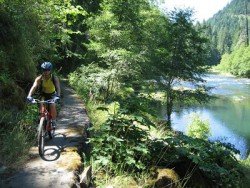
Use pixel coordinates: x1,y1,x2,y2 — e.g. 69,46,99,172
38,117,46,156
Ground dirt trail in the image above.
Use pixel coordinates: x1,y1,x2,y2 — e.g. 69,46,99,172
1,80,90,188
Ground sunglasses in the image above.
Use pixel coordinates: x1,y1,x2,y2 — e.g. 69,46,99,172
42,69,51,72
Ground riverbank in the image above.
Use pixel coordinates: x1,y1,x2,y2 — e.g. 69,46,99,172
208,67,236,76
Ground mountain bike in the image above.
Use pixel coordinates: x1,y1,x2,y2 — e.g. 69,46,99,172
30,97,59,156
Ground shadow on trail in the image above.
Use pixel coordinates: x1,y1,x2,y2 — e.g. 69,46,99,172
40,132,82,162
38,133,65,161
41,148,61,161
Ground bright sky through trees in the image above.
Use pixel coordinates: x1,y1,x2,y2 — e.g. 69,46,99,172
162,0,232,22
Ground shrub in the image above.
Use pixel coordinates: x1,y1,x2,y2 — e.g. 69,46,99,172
187,113,211,140
88,107,151,172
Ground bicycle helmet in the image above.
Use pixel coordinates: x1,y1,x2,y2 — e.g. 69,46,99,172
41,61,52,70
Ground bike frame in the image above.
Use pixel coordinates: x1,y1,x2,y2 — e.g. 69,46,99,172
40,103,53,132
35,98,58,133
30,98,59,156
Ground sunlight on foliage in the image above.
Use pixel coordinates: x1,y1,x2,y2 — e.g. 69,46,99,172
216,46,250,78
94,173,138,188
149,125,168,139
187,113,211,140
88,109,150,172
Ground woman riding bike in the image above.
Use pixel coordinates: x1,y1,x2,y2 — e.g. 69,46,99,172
27,62,61,127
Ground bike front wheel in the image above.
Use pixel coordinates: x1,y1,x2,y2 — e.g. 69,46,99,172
38,117,46,156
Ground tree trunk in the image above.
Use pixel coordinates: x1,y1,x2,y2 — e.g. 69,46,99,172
166,87,173,128
246,0,249,46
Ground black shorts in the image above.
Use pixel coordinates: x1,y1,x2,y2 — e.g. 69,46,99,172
40,92,57,100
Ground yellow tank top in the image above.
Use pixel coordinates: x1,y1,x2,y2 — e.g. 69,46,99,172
41,75,56,94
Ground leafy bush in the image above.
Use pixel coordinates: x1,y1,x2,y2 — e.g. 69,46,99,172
87,103,243,186
186,113,211,140
148,132,242,187
88,107,151,172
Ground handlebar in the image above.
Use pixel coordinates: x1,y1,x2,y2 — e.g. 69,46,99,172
30,97,60,104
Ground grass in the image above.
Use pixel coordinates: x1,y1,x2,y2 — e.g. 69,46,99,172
93,170,152,188
0,126,35,168
58,147,82,171
95,174,138,188
0,106,37,168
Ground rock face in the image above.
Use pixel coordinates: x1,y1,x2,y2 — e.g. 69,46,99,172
154,168,180,188
1,80,90,188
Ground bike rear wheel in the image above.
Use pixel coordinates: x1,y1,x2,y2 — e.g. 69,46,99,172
38,117,46,156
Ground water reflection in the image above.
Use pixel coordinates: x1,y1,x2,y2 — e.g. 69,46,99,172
170,74,250,158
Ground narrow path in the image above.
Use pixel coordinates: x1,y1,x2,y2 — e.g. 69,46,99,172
1,80,90,188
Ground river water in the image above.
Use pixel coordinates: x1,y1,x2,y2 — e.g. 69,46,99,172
170,73,250,158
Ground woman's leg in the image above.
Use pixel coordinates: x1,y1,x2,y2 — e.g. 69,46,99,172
50,103,57,120
39,103,45,117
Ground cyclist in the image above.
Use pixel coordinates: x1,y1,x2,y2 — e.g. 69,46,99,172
27,62,61,127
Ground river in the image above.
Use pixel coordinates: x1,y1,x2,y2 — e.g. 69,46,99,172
170,73,250,158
